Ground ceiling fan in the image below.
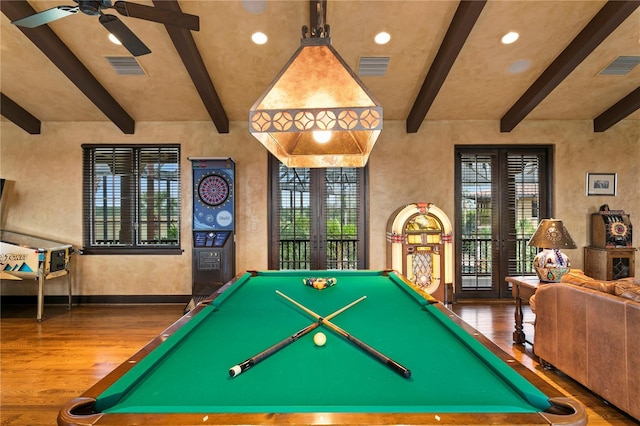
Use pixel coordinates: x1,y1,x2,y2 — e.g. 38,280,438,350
10,0,199,56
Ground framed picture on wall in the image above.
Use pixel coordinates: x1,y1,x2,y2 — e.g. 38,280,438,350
586,173,617,196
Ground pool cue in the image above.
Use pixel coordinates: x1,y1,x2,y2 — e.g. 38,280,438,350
229,295,367,378
276,290,411,379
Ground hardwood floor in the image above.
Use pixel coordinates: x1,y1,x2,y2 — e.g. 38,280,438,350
1,301,637,425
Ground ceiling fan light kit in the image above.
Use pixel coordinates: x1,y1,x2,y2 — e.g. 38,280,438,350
99,12,150,56
11,0,199,57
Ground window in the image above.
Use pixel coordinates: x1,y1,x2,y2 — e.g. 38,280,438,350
268,155,368,270
82,145,181,255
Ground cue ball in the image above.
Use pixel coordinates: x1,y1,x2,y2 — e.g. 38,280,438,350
313,332,326,346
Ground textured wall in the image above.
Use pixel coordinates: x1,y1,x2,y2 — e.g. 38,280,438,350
368,120,639,276
1,118,638,296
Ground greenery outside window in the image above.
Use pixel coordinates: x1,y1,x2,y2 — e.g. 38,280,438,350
268,155,368,270
82,144,181,255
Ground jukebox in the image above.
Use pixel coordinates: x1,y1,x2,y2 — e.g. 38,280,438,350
387,203,453,302
189,158,235,309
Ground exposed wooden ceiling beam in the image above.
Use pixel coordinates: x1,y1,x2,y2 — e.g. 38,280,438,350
152,0,229,134
1,1,135,134
594,87,640,132
1,92,41,134
406,0,487,133
500,1,640,133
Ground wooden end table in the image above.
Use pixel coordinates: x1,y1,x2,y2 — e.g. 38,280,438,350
506,276,543,345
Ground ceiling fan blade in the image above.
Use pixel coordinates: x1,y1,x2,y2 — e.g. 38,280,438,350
11,5,78,28
112,1,199,31
99,14,151,57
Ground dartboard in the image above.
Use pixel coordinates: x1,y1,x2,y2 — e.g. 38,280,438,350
197,173,230,207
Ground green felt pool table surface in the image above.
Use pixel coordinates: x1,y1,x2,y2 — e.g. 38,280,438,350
58,270,586,425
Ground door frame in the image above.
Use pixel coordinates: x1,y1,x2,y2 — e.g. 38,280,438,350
454,145,554,299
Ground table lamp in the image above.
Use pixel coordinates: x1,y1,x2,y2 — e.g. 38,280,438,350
528,219,577,282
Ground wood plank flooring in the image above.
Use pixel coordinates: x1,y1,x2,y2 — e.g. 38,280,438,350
1,301,638,425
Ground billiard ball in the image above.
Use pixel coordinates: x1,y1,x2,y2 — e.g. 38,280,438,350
313,332,326,346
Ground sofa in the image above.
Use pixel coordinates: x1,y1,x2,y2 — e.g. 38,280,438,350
532,270,640,421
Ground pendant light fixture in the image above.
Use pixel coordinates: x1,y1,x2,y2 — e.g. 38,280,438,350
249,0,383,168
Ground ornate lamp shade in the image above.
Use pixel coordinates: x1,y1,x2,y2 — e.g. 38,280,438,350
249,36,382,168
528,219,577,282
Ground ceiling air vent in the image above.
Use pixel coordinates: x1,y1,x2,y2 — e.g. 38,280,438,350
358,56,390,77
599,56,640,76
105,56,146,75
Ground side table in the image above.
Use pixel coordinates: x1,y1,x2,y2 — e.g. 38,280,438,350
506,276,543,344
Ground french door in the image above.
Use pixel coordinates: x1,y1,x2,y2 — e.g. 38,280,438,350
454,146,553,299
268,155,368,270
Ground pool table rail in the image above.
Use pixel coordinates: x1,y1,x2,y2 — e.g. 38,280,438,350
58,397,586,426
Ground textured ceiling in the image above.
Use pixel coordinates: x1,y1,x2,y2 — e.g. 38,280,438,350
1,0,639,134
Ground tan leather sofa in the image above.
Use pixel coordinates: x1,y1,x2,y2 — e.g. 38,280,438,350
533,270,640,421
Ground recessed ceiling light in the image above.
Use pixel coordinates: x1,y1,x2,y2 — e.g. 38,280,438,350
252,32,268,45
108,33,122,45
374,32,391,45
508,59,531,74
501,31,519,45
242,0,266,14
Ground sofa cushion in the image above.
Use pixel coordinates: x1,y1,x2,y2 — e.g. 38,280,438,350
581,279,617,294
615,282,640,302
560,270,617,294
617,277,640,285
561,269,593,284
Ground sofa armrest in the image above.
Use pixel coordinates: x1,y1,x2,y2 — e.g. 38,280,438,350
534,283,635,419
534,283,589,384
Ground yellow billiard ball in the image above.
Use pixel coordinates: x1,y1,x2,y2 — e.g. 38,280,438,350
313,332,326,346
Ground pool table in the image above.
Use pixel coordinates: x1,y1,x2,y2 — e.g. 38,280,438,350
58,270,586,425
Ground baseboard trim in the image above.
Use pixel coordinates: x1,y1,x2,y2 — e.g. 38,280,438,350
1,295,192,305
